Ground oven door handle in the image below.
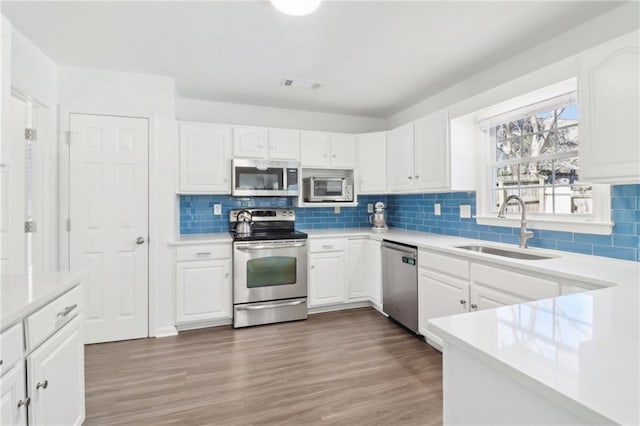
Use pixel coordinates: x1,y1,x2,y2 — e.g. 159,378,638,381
235,243,306,251
236,300,306,311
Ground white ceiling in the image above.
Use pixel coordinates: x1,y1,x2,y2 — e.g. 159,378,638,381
1,1,623,118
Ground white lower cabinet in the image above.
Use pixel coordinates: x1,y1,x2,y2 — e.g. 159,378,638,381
0,363,27,426
175,243,232,326
346,239,382,305
418,269,469,337
309,251,346,307
27,316,84,426
418,249,562,347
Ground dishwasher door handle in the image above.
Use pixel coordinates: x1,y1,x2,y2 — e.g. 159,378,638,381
382,245,416,258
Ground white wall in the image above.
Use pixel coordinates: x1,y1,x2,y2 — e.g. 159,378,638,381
58,66,178,337
177,97,386,133
387,2,640,127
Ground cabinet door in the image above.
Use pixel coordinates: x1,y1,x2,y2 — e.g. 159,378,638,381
579,30,639,183
357,132,387,194
179,122,232,193
330,133,357,168
300,131,331,167
347,239,368,300
233,126,268,159
309,252,346,307
268,128,300,160
469,285,526,311
28,316,84,426
1,363,27,426
365,239,382,306
414,109,450,191
418,269,469,332
176,259,232,323
387,123,415,191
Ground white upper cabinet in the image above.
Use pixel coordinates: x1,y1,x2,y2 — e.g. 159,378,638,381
387,122,415,191
414,110,450,191
233,126,300,160
300,131,357,168
233,126,268,159
579,30,640,184
357,132,388,194
301,131,331,167
268,128,300,160
179,122,232,194
330,133,357,168
387,109,475,193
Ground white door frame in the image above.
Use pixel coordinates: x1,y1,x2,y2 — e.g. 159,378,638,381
59,105,159,339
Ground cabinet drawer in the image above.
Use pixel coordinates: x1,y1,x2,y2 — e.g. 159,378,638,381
471,263,559,301
0,323,23,375
419,250,470,280
25,286,82,351
176,244,230,262
309,238,346,253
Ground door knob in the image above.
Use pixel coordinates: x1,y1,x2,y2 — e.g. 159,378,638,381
135,237,145,245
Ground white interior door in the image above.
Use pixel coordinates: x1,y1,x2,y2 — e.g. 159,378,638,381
70,113,149,344
1,96,28,278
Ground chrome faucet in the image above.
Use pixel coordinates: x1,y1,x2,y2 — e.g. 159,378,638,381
497,195,534,249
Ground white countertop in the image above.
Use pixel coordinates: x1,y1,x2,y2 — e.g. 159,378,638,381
1,270,86,330
168,232,232,246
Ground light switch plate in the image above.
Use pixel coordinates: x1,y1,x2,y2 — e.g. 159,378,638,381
460,204,471,219
367,203,374,213
213,204,222,215
434,203,441,216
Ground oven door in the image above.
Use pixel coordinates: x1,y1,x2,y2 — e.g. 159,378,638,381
233,240,307,304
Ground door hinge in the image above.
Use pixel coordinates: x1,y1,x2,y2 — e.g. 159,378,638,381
24,221,37,233
25,128,37,141
66,218,71,232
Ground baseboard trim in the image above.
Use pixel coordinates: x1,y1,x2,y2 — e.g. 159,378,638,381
154,326,178,338
176,318,232,332
308,300,372,315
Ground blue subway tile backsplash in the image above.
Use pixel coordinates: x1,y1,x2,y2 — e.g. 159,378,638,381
179,184,640,262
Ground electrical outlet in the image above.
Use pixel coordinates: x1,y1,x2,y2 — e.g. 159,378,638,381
434,203,441,216
213,204,222,215
460,204,471,219
334,206,341,214
367,203,374,213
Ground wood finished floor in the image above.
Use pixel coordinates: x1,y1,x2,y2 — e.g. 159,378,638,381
84,308,443,426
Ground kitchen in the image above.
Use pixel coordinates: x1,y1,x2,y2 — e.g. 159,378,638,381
0,1,639,425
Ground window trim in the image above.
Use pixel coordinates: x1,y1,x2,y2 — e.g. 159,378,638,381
474,80,613,236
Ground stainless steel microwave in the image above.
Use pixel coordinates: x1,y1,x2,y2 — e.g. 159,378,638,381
303,176,354,202
232,159,300,197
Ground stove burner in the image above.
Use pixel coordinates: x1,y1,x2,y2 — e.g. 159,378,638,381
229,208,307,242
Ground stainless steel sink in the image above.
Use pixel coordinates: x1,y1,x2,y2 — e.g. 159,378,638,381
455,245,554,260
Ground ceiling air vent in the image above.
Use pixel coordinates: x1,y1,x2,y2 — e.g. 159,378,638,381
281,79,321,89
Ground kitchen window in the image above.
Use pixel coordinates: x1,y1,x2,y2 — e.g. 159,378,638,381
475,79,612,234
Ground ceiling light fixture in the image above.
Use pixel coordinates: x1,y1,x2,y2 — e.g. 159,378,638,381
270,0,322,16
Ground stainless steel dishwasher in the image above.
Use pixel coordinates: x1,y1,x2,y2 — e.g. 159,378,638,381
382,240,418,333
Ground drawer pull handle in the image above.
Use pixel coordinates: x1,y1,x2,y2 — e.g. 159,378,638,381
36,380,48,390
57,304,78,319
196,252,212,256
17,397,31,408
322,245,333,249
0,359,3,366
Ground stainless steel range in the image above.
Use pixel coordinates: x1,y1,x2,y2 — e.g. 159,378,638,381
230,208,308,328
